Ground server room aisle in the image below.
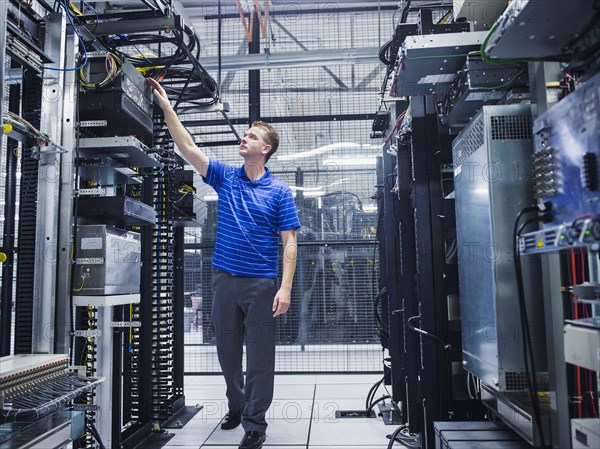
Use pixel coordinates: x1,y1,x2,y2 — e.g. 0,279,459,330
162,374,405,448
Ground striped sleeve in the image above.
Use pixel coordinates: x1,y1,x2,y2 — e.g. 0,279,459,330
202,159,229,191
277,186,301,231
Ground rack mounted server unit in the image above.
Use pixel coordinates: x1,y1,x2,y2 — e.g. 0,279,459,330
79,53,153,136
453,104,547,390
77,196,156,226
439,56,527,127
520,71,600,255
5,0,53,73
532,70,600,226
73,225,141,295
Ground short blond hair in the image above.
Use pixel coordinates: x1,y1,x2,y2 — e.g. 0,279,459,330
253,121,279,162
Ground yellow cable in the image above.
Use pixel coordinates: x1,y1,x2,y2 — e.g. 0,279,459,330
73,276,85,292
69,2,83,16
438,10,452,24
181,183,196,192
80,52,122,91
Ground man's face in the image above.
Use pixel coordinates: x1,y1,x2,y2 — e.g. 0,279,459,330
239,126,270,161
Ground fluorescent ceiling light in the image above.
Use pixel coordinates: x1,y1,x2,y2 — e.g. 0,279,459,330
303,190,326,198
204,194,218,202
323,157,377,166
277,143,379,161
289,178,349,192
290,185,323,192
292,190,326,199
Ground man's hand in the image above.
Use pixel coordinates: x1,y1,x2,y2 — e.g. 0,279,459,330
272,286,291,317
147,78,173,112
145,77,209,177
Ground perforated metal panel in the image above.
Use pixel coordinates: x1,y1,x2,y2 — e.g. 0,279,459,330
504,371,550,392
452,113,484,168
490,114,533,140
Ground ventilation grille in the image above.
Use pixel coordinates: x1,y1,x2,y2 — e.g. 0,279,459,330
490,114,533,140
453,113,484,168
504,371,549,391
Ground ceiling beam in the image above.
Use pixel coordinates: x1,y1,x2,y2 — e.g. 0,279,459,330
178,0,450,20
176,113,376,128
199,47,379,71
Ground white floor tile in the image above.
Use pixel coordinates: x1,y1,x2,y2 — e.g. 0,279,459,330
316,374,382,384
198,444,238,449
185,375,226,386
186,401,230,420
256,447,306,449
164,419,220,446
176,373,396,449
311,398,377,422
267,399,314,421
308,418,393,446
162,446,202,449
274,384,315,399
202,425,245,445
274,373,318,385
200,446,305,449
184,385,228,400
204,419,310,446
314,383,371,400
309,446,394,449
264,419,311,445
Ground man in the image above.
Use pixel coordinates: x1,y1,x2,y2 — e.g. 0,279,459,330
148,78,300,449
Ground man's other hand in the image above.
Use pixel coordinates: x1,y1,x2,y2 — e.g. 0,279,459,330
272,287,291,317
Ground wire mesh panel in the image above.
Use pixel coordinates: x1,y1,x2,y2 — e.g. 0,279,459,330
184,155,382,373
180,4,392,373
183,242,381,373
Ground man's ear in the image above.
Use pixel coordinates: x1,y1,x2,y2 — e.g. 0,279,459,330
261,144,272,156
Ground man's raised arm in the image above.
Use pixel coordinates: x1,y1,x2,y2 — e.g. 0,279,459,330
147,78,209,177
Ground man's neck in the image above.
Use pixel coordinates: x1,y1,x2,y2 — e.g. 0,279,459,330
243,161,266,180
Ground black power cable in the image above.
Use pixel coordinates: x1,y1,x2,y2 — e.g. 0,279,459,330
85,415,106,449
400,1,412,23
406,316,450,349
379,40,394,66
102,23,219,106
367,394,391,415
513,204,553,449
407,314,455,419
365,376,384,412
387,424,421,449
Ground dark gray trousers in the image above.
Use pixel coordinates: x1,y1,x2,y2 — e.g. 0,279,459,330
211,269,277,433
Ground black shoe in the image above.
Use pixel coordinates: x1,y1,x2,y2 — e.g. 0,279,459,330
238,431,266,449
220,411,241,430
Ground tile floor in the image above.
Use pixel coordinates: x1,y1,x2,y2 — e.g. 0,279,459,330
162,374,406,448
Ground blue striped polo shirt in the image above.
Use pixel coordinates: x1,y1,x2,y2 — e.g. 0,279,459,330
203,159,301,278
